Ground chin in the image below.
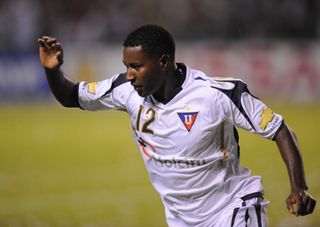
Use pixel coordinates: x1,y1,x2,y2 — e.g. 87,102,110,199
137,90,148,97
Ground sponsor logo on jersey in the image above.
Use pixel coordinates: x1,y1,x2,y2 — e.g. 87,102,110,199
177,112,198,132
87,82,97,94
153,156,206,168
259,107,274,130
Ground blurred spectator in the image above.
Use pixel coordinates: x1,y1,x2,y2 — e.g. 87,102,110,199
0,0,40,51
0,0,319,51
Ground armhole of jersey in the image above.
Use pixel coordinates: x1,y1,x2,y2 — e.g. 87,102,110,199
211,80,256,131
271,120,285,141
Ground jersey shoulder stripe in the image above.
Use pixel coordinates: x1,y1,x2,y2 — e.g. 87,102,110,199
210,79,256,131
102,73,128,96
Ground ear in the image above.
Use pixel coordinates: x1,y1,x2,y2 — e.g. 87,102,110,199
159,54,170,71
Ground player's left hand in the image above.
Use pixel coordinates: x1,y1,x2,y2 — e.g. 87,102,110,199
286,190,316,216
38,36,64,70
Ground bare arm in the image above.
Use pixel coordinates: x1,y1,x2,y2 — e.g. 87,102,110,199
38,36,79,108
275,124,316,216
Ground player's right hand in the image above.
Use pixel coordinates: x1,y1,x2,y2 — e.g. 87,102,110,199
287,190,316,216
38,36,63,70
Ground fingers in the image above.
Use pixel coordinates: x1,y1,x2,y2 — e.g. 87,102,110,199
306,196,316,214
38,37,49,49
38,36,62,52
287,197,300,216
299,192,316,216
287,191,317,216
38,36,64,69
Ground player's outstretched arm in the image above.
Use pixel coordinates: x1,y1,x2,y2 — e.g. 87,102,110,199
38,36,79,108
275,124,316,216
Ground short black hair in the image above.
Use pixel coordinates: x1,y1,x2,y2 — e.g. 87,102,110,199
123,24,175,60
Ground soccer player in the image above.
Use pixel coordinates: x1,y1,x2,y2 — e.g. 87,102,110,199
38,25,316,226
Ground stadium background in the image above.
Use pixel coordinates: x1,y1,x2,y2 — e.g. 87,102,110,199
0,0,319,226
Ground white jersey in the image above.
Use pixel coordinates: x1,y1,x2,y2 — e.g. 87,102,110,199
77,63,283,226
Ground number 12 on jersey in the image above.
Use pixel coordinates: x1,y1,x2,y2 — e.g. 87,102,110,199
136,105,156,134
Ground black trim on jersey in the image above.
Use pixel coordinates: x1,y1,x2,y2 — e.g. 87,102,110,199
233,127,240,158
241,192,264,202
211,80,256,131
194,76,206,81
144,96,156,105
245,209,250,224
230,207,240,227
272,120,285,141
102,73,128,96
254,204,263,227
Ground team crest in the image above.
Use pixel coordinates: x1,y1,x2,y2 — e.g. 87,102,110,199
178,112,198,132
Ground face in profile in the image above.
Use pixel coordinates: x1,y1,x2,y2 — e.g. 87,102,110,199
123,46,166,97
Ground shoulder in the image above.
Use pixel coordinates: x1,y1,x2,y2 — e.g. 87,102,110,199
78,72,133,102
186,67,256,109
209,78,251,97
209,78,258,111
98,72,133,97
186,66,250,98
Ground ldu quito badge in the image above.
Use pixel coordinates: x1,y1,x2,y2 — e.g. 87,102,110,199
177,112,198,132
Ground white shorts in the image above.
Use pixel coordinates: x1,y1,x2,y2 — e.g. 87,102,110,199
165,192,269,227
216,192,269,227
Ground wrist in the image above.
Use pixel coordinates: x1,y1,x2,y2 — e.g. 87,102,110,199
291,185,308,193
45,67,61,74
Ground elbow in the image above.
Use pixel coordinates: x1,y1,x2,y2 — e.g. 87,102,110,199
60,98,79,108
60,101,74,108
54,94,79,108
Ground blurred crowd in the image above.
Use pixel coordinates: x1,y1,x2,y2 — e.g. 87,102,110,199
0,0,319,51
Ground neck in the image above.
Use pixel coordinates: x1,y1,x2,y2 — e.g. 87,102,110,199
153,64,185,103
